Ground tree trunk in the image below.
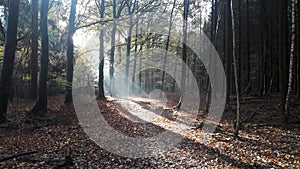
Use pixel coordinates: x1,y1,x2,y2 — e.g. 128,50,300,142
132,12,140,92
177,0,189,109
238,0,241,94
32,0,49,113
65,0,78,103
161,0,176,94
284,0,296,124
126,16,133,89
109,0,125,96
245,0,251,94
0,0,20,123
279,0,289,124
297,0,300,99
98,0,106,99
225,0,233,104
260,0,268,96
30,0,38,100
125,0,137,93
230,0,241,139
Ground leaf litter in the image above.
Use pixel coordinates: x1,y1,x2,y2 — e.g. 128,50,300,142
0,95,299,168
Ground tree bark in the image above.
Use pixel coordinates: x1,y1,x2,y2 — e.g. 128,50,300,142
225,0,233,104
30,0,38,100
132,10,140,91
109,0,125,96
98,0,106,99
0,0,20,122
279,0,289,124
296,0,300,100
32,0,49,113
230,0,241,139
245,0,251,94
177,0,189,109
65,0,78,103
284,0,296,124
125,0,137,94
161,0,176,94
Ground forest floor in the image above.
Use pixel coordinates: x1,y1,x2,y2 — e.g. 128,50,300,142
0,94,299,168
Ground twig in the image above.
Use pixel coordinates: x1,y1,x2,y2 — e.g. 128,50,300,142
0,151,38,163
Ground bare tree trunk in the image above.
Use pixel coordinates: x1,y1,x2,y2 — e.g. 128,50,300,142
225,0,232,104
30,0,38,100
65,0,77,103
296,0,300,100
109,0,117,97
0,0,20,122
33,0,49,113
284,0,296,124
131,14,140,92
126,1,137,93
126,15,133,86
161,0,176,94
177,0,189,109
245,0,251,94
109,0,125,96
97,0,105,99
238,0,241,93
230,0,241,139
279,0,289,124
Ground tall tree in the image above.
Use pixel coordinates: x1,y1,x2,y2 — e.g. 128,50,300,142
224,0,233,103
176,0,189,109
245,0,251,93
32,0,49,113
161,0,176,93
109,0,125,96
284,0,297,124
230,0,241,138
297,0,300,98
65,0,78,103
131,2,140,91
278,0,289,124
30,0,39,100
0,0,20,123
97,0,106,99
125,0,137,92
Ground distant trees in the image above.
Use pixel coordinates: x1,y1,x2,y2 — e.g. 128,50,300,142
0,0,299,128
0,0,20,122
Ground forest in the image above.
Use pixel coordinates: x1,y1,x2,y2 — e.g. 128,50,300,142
0,0,299,168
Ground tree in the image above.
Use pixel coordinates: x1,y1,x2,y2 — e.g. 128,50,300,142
161,0,176,94
230,0,241,138
0,0,20,123
245,0,251,93
284,0,297,124
176,0,189,109
278,0,289,124
30,0,39,100
125,0,137,92
96,0,106,99
109,0,126,96
32,0,49,113
297,0,300,98
65,0,78,103
224,0,233,103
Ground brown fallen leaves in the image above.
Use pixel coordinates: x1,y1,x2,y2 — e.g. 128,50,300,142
0,95,299,168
